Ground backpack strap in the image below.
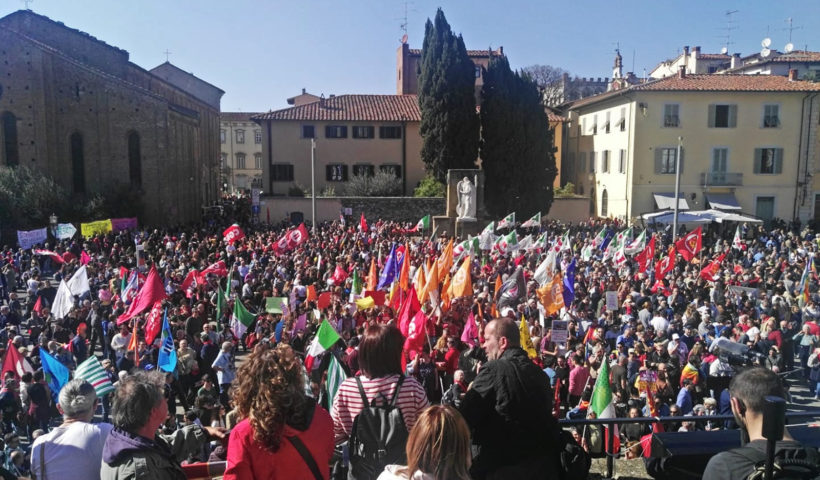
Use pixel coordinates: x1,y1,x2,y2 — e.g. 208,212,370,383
355,376,369,406
286,435,324,480
388,375,405,407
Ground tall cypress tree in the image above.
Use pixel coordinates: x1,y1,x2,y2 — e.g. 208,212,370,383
418,9,479,183
480,55,557,217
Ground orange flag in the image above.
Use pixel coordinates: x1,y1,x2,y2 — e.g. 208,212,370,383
366,258,378,291
536,273,564,315
441,274,452,311
451,256,473,299
306,285,318,302
413,264,427,303
491,275,502,317
421,256,440,305
436,239,454,279
398,243,411,291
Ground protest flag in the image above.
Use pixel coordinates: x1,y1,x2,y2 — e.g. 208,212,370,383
521,212,541,228
326,353,347,406
410,215,431,232
398,286,421,336
117,265,168,325
398,244,411,291
377,244,399,290
40,348,69,402
699,253,726,282
496,267,525,312
223,224,245,245
460,312,478,347
1,340,33,381
590,358,620,453
451,256,472,299
74,356,114,397
366,258,378,292
436,239,454,280
360,213,368,232
562,259,576,306
674,226,702,262
143,301,163,345
497,212,515,229
519,315,537,359
231,299,256,339
158,309,177,373
305,320,341,371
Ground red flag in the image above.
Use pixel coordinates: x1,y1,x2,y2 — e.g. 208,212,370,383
398,286,421,336
655,246,676,280
180,270,198,294
674,226,702,262
2,340,32,381
33,249,64,264
143,301,163,345
634,236,656,274
363,290,386,306
317,291,332,310
360,213,368,232
700,253,726,282
286,223,309,249
306,285,318,302
272,231,290,255
201,260,228,277
117,265,168,325
32,296,43,315
80,251,91,265
331,265,348,285
733,264,743,274
223,224,245,245
403,310,428,353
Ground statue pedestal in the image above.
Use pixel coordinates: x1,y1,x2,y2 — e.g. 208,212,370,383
433,169,492,240
455,217,481,239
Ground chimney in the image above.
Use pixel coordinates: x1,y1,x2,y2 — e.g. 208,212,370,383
730,53,740,69
693,46,701,55
678,65,686,79
789,69,798,81
498,46,503,55
302,88,306,94
683,45,690,56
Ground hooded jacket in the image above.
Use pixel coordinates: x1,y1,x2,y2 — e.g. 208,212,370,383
100,425,206,480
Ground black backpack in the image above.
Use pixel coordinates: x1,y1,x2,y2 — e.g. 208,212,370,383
736,446,820,480
556,428,592,480
348,375,409,480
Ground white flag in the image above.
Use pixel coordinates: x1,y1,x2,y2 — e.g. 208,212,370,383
66,265,90,296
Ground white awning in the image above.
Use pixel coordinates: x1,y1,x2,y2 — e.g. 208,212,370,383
705,193,741,211
653,192,689,210
641,211,710,224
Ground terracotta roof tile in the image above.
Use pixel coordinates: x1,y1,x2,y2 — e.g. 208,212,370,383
771,51,820,63
220,112,262,122
697,53,731,60
253,95,421,122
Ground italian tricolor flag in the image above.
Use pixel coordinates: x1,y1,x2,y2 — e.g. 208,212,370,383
231,299,256,340
497,212,515,229
305,319,341,371
411,215,431,232
590,358,620,453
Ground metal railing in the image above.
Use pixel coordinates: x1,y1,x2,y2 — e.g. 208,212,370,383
558,410,820,479
700,171,743,186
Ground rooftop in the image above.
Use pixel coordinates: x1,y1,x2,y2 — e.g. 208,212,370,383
220,112,263,122
253,95,421,122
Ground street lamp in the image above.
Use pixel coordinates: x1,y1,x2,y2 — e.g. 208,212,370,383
49,213,58,237
672,136,683,240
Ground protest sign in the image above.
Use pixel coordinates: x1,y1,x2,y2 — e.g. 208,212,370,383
17,228,48,250
551,320,568,345
111,217,138,232
81,219,113,237
55,223,77,240
265,297,288,314
605,291,619,311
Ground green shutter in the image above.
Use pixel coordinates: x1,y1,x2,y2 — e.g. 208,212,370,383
708,105,716,128
774,148,783,174
728,105,738,128
342,165,349,181
753,148,762,174
654,148,662,174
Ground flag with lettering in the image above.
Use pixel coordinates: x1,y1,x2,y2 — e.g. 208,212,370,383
223,224,245,245
158,308,177,373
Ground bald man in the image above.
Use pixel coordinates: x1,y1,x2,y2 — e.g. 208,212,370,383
460,318,560,479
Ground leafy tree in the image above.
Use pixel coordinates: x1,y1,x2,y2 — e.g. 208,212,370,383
82,181,145,220
480,56,557,217
413,174,446,197
418,8,479,182
0,166,74,229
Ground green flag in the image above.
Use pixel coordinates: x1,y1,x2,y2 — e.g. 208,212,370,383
351,268,362,296
497,212,516,229
326,354,348,406
414,214,431,231
231,299,256,339
481,221,496,236
590,358,614,418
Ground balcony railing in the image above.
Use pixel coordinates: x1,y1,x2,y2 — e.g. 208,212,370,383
700,171,743,186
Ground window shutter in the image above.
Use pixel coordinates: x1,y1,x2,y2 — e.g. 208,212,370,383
678,147,684,173
753,148,762,174
728,105,738,128
774,148,783,174
654,148,662,174
708,105,716,128
325,165,333,181
342,165,349,181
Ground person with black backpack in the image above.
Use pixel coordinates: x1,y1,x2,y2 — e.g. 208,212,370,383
703,367,820,480
331,324,429,480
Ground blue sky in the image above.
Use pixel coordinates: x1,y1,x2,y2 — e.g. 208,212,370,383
2,1,819,112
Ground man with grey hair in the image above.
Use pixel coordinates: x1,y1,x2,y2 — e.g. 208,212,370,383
31,379,113,480
211,341,235,407
100,371,224,480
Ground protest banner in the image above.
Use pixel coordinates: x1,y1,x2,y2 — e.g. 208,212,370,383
638,369,658,393
111,217,138,232
727,285,759,299
81,219,113,237
551,320,568,345
265,297,288,314
17,228,48,250
55,223,77,240
605,291,619,311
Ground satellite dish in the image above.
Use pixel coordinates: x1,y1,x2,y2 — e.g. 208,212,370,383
401,34,408,44
761,37,772,48
720,47,728,54
761,47,772,58
785,42,794,53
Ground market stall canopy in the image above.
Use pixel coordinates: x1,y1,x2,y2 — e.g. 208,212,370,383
653,192,689,210
704,193,741,211
640,209,762,224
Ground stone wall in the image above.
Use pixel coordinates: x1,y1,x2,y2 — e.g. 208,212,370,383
260,196,445,224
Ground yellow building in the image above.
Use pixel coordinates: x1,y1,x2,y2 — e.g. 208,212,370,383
253,94,423,197
220,113,263,193
564,70,820,224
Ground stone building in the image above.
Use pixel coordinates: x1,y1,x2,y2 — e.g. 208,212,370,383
0,10,223,226
220,112,263,193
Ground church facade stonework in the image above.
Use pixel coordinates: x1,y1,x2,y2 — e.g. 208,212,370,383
0,10,223,226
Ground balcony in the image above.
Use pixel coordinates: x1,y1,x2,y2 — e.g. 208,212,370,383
700,171,743,187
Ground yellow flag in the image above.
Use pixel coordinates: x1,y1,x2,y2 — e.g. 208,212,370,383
436,239,454,279
451,255,472,299
537,273,564,315
355,296,375,310
519,314,537,359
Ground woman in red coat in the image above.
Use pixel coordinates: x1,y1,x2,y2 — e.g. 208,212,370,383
224,344,333,479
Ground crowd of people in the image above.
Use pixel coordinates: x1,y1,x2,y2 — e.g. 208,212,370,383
0,202,817,479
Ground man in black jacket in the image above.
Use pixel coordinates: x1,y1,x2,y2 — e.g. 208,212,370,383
460,318,559,480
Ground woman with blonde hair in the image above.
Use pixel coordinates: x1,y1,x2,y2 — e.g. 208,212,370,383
377,405,471,480
224,344,333,479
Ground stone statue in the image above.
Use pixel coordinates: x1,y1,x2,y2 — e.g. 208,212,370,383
456,176,476,219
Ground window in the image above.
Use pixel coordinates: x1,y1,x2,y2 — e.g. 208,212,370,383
302,125,315,139
589,151,596,173
754,147,783,174
353,164,375,177
601,150,610,173
605,112,611,133
352,126,375,139
579,152,587,173
475,65,481,78
601,189,609,217
654,147,681,174
70,132,85,193
619,107,626,131
254,130,262,144
712,148,728,173
235,129,245,144
763,105,780,128
592,115,598,134
326,164,348,181
254,153,262,169
220,153,227,169
325,125,348,138
127,131,142,188
379,126,402,139
1,112,19,166
663,104,680,127
236,152,246,169
708,104,737,128
380,164,402,178
618,149,626,173
271,163,294,182
220,129,226,144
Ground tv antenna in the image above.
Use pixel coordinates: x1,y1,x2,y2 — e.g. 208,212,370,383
784,17,802,44
721,10,738,54
397,1,416,43
21,0,33,10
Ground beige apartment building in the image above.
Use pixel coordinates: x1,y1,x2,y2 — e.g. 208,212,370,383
563,70,820,224
220,113,264,193
253,94,423,197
